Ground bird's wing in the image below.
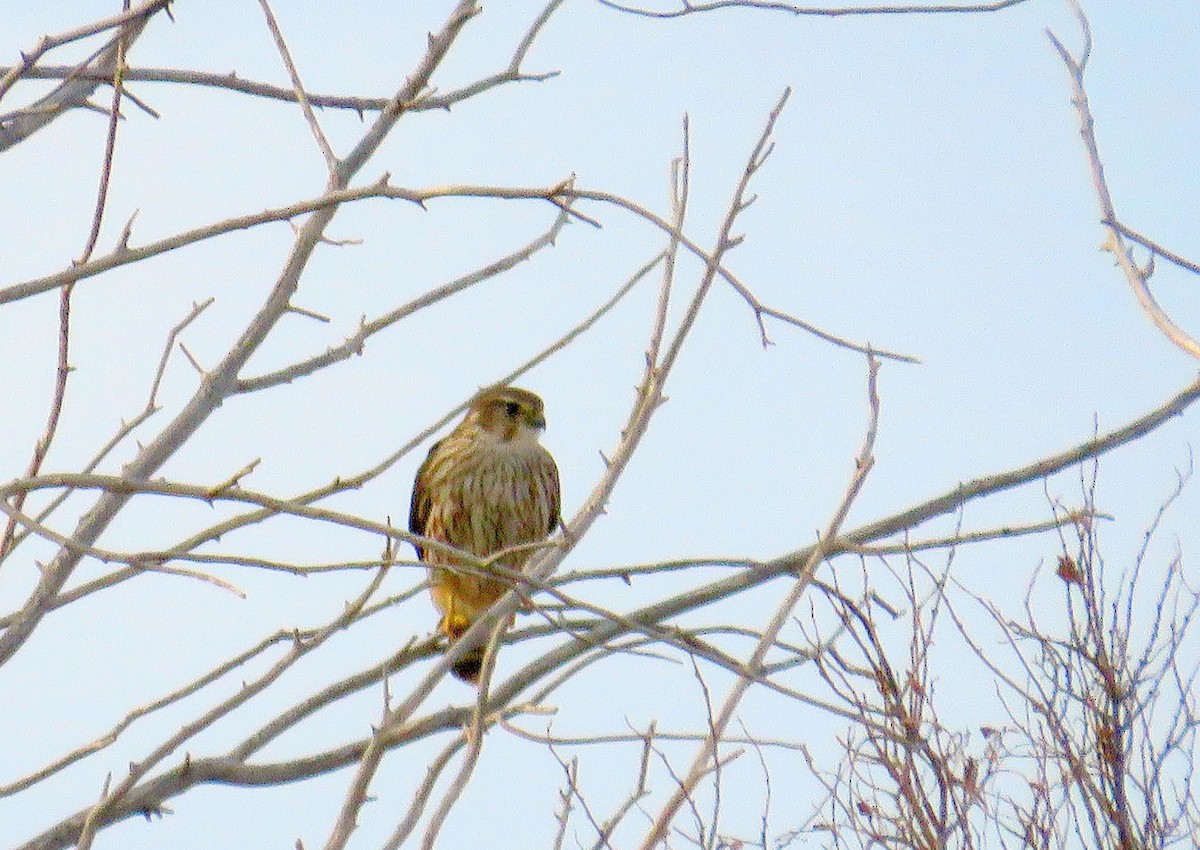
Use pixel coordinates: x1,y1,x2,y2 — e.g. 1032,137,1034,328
543,451,562,536
408,439,442,558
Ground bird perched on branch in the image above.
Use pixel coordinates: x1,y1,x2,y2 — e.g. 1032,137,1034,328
409,386,561,683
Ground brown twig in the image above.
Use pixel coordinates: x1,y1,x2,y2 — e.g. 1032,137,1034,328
0,4,132,566
0,287,72,564
2,299,214,558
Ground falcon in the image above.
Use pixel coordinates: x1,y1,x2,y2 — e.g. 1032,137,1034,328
409,386,561,683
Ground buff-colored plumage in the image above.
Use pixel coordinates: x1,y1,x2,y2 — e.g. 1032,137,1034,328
409,386,561,683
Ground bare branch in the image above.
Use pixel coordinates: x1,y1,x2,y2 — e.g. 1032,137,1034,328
239,206,571,392
2,298,213,559
1104,217,1200,277
0,2,165,151
1049,6,1200,361
0,0,483,671
850,510,1106,555
0,2,134,567
70,565,391,850
597,0,1031,19
638,350,881,850
254,0,338,173
0,179,916,364
0,0,168,106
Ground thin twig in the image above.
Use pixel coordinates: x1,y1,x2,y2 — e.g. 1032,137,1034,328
597,0,1029,17
0,4,163,152
0,0,168,105
1049,5,1200,361
646,115,690,367
255,0,339,172
239,205,572,391
848,510,1106,554
378,736,468,850
637,352,881,850
0,628,299,798
0,0,484,673
71,565,391,850
0,180,916,364
1104,218,1200,277
3,299,214,557
0,3,132,567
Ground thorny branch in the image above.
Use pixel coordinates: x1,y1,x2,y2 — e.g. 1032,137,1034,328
0,0,483,672
7,349,1200,850
0,178,915,365
1,298,212,561
0,2,134,564
0,1,167,150
3,3,1198,850
254,0,338,173
637,348,881,850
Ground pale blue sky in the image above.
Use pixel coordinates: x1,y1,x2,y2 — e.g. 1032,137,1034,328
1,2,1197,848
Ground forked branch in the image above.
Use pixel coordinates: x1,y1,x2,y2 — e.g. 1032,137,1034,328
1049,4,1200,361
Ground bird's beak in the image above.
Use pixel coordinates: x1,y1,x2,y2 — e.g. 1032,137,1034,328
528,412,547,430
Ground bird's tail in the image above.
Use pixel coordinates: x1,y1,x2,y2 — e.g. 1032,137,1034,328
440,612,485,685
451,648,485,684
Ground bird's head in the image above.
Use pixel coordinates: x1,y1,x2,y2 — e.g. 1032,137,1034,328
467,386,547,445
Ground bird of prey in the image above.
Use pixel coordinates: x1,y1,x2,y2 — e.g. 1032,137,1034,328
409,386,561,683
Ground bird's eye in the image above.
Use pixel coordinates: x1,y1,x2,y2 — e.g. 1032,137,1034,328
504,401,521,417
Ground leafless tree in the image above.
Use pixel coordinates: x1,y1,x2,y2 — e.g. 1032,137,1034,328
0,2,1196,849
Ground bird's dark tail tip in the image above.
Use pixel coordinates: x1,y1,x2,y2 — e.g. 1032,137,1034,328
451,647,485,685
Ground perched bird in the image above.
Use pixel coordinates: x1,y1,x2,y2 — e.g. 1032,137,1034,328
409,386,561,683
